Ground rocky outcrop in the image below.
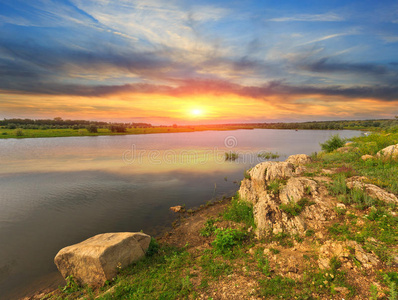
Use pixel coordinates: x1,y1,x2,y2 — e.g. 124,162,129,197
54,232,151,287
239,161,295,205
376,144,398,160
239,156,334,238
285,154,312,167
346,176,398,204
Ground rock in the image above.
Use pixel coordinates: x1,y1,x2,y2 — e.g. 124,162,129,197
249,161,295,183
344,142,353,146
240,161,295,205
376,144,398,160
240,161,333,239
346,241,379,268
336,203,346,209
322,169,334,175
318,241,349,269
279,177,318,204
336,147,351,153
361,154,374,161
54,232,151,287
318,240,378,269
170,205,183,212
294,166,307,175
346,176,398,204
286,154,312,166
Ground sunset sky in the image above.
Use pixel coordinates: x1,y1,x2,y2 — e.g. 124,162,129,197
0,0,397,124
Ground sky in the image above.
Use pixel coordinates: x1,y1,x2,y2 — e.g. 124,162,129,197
0,0,398,124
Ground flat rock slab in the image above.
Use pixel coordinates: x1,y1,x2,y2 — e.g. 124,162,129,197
54,232,151,287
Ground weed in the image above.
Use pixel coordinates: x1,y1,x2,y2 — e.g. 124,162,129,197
328,223,353,241
370,284,378,300
200,252,232,278
267,179,286,195
223,195,255,228
259,275,296,298
212,228,247,255
62,275,80,294
146,238,160,257
328,174,348,196
200,218,218,237
255,252,271,276
305,229,315,237
269,248,280,254
243,170,251,180
257,151,280,160
225,151,239,161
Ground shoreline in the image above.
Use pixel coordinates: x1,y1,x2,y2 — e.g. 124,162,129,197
0,127,361,140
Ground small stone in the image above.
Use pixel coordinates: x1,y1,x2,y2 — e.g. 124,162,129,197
170,205,183,212
361,154,374,161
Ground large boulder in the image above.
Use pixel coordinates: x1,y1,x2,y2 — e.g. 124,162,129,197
54,232,151,287
376,144,398,160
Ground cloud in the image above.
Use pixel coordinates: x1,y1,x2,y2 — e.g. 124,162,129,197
268,13,344,22
2,77,397,102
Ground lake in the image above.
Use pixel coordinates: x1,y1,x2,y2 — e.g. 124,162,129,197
0,129,360,299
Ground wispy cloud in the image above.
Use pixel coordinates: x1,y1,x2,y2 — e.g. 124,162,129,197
269,13,344,22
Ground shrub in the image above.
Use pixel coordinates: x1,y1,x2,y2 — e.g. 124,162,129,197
109,125,127,133
86,124,98,133
15,128,24,136
320,134,346,153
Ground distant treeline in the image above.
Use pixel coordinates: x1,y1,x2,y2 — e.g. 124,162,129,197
0,118,152,131
214,118,398,131
1,117,398,132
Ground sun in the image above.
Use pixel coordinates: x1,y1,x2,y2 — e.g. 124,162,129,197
190,108,203,117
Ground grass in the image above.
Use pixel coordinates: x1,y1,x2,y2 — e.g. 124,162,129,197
279,197,315,217
266,179,287,195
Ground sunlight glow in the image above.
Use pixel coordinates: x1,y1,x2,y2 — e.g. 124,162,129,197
191,108,203,117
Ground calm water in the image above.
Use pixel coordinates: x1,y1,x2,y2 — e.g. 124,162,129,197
0,129,360,298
